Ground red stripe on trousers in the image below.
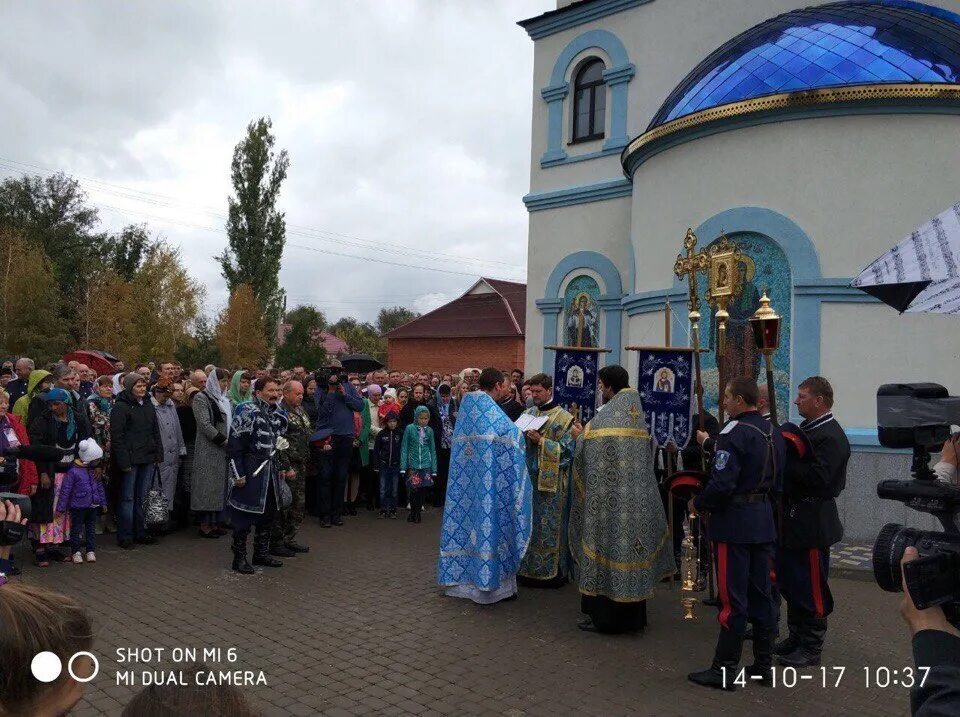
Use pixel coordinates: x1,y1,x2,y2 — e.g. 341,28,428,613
717,542,732,630
809,548,825,618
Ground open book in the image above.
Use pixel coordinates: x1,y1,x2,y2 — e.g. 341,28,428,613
515,413,550,432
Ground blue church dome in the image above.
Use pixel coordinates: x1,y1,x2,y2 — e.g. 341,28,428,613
648,0,960,130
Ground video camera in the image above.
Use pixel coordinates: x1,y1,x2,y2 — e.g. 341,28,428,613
871,383,960,626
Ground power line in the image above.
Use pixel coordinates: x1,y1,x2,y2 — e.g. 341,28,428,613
0,155,524,270
93,202,525,282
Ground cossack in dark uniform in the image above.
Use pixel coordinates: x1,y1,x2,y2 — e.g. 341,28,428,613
775,410,849,667
688,409,785,690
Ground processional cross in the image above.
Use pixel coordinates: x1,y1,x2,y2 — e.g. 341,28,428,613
673,229,709,436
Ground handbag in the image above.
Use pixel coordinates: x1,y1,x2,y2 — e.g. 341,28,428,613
277,474,293,510
143,466,169,528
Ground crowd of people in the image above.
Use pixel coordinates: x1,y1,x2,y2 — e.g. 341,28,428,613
0,356,530,574
1,356,958,715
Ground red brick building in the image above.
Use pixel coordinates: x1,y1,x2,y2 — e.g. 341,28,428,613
385,279,525,374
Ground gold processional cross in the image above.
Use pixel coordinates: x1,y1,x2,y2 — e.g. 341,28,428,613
673,229,709,429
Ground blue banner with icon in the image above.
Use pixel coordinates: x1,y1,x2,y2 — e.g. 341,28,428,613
637,348,694,449
553,349,599,424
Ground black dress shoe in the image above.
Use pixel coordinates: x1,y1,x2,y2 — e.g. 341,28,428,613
135,535,157,545
198,529,220,539
285,541,309,553
320,519,331,528
118,540,134,549
331,519,344,527
269,544,296,558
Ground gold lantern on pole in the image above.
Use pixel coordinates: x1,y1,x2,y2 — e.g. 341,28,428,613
749,290,782,424
704,234,742,425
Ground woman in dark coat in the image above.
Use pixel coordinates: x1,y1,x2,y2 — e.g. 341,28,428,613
110,372,161,548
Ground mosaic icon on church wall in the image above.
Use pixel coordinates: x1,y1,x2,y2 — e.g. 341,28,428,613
695,232,792,415
563,275,601,348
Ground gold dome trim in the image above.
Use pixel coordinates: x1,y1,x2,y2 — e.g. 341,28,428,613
623,82,960,170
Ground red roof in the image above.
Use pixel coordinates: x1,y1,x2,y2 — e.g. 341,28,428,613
385,279,526,339
276,325,349,355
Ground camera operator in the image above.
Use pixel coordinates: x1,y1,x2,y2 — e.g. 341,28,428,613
932,429,958,484
776,376,850,668
0,498,27,582
314,365,363,527
900,546,960,715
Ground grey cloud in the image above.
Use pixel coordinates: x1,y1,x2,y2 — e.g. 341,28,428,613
0,0,551,322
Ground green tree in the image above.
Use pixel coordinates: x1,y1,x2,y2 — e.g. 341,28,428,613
0,173,102,334
129,242,204,361
215,284,269,369
218,117,290,349
175,314,222,369
101,223,154,280
0,230,69,362
332,319,385,363
376,306,419,335
275,305,327,370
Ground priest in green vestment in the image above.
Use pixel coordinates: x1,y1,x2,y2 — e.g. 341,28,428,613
569,364,675,633
517,373,576,588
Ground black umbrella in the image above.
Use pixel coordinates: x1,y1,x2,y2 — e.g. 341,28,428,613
340,354,384,374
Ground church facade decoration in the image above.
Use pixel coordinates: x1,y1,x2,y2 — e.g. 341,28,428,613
563,275,601,348
696,232,792,416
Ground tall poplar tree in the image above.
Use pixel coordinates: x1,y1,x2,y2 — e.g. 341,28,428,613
218,117,290,349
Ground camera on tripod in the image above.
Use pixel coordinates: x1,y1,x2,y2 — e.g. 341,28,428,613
871,383,960,626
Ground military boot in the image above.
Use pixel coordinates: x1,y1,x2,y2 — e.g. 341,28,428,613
231,530,254,575
252,526,282,567
778,617,827,668
745,623,775,686
688,629,743,691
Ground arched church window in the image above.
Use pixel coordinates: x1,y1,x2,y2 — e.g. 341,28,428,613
571,58,606,143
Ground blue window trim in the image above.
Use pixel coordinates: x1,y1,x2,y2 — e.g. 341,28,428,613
519,0,655,41
541,30,635,168
523,178,632,212
538,251,624,373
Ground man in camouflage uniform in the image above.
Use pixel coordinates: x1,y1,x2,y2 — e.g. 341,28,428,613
271,380,311,556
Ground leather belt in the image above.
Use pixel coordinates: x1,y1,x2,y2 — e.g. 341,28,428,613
730,492,768,505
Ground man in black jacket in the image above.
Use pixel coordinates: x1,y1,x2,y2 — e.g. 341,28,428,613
900,547,960,715
776,376,849,668
110,372,162,549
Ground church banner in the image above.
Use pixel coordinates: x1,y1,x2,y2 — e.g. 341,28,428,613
553,348,599,424
636,348,695,449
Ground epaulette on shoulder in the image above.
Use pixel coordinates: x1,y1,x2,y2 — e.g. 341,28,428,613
720,420,739,435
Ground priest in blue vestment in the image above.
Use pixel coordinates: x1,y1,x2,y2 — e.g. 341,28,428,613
438,368,532,604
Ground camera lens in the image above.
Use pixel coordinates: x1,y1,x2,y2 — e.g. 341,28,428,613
872,523,917,592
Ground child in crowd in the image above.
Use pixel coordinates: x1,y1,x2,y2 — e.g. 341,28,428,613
400,405,437,524
375,408,403,518
378,388,398,421
56,438,106,563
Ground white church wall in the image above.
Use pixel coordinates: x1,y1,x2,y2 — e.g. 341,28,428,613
525,195,632,372
526,0,960,193
629,114,960,290
625,113,960,429
821,304,960,428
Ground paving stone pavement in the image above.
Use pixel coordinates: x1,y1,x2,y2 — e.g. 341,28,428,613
18,509,916,716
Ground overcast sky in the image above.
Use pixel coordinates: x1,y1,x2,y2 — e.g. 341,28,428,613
0,0,552,323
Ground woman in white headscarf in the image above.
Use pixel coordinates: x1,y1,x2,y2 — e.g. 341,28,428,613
190,368,232,537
